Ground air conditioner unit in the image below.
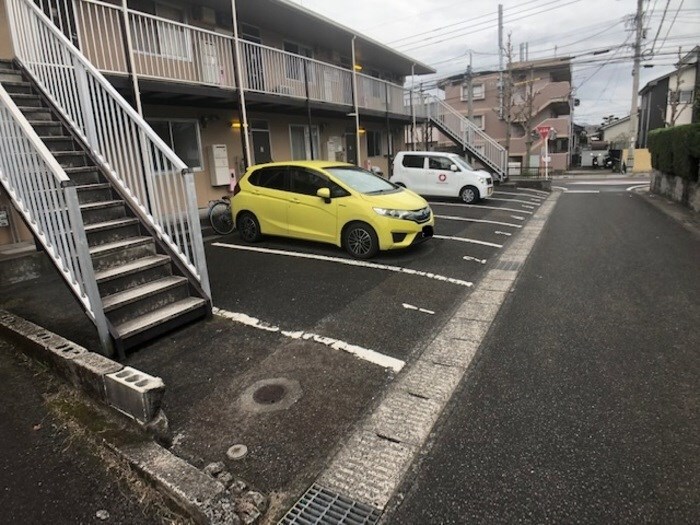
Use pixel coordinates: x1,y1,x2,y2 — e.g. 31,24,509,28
192,6,216,25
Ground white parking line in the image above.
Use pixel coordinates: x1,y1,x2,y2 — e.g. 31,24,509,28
428,202,534,214
565,190,600,194
402,303,435,315
552,186,568,191
435,214,522,228
495,231,512,236
213,307,405,372
494,191,543,201
489,197,541,206
463,255,487,264
513,187,549,196
626,184,650,192
212,243,473,287
433,235,503,248
521,204,536,209
511,215,526,221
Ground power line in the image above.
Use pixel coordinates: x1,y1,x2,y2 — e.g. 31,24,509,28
656,0,685,54
649,0,671,53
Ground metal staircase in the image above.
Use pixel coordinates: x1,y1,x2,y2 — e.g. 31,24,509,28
423,93,507,180
0,0,211,357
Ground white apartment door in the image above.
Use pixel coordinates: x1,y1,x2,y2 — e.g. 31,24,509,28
200,41,221,85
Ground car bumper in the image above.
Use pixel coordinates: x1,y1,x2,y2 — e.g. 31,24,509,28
376,215,435,250
480,184,494,199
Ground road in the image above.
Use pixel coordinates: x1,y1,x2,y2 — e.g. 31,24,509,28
387,177,700,523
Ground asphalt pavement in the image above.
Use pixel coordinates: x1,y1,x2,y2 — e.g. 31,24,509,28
387,179,700,523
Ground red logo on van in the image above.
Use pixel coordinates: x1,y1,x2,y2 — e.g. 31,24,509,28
438,173,447,182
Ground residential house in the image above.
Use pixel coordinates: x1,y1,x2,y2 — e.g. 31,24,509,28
638,46,699,148
437,57,574,173
600,115,632,149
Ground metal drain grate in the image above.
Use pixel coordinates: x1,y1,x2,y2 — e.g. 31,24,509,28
280,484,381,525
493,259,523,271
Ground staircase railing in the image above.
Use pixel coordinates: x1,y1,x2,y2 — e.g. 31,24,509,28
424,93,507,177
0,83,112,353
6,0,211,300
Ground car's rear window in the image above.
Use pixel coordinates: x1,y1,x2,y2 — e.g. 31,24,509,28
248,167,289,191
402,155,425,168
325,166,398,195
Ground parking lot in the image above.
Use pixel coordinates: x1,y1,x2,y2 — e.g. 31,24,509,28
206,187,548,365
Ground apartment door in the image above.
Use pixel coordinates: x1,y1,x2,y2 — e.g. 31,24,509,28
345,133,357,165
251,121,272,164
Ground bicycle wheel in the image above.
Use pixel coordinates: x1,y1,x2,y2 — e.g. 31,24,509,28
209,201,234,235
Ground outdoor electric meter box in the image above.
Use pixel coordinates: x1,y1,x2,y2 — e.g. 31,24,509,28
209,144,230,186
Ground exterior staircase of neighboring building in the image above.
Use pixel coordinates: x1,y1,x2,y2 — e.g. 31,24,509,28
422,93,507,180
0,49,210,356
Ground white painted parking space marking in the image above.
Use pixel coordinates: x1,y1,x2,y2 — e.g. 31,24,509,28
511,215,526,221
435,214,522,228
552,186,568,191
463,255,487,264
513,187,549,196
402,303,435,315
489,197,541,206
569,180,644,185
626,184,650,192
565,190,600,194
212,243,473,287
213,307,405,372
494,191,543,201
428,202,534,214
521,204,536,209
495,231,512,236
433,235,503,248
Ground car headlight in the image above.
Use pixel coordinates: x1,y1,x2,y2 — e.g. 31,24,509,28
373,207,412,219
478,176,487,184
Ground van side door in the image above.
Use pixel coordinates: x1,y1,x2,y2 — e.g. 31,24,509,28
427,155,457,197
399,154,427,194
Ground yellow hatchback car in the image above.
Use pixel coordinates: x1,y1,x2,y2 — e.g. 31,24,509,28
231,161,434,259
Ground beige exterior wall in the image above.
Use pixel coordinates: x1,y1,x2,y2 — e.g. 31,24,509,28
667,66,696,126
0,0,15,59
0,189,33,245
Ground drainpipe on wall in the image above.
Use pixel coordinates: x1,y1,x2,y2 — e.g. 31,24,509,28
231,0,252,169
351,36,361,167
120,0,143,115
410,63,416,151
385,82,392,178
303,60,314,160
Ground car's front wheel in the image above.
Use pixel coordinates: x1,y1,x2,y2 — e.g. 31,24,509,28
343,221,379,259
459,185,480,204
237,211,262,243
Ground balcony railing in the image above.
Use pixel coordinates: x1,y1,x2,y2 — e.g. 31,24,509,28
69,0,415,115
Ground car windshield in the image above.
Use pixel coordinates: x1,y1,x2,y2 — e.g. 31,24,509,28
325,166,399,195
450,156,474,171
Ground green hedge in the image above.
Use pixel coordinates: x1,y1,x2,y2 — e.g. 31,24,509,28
648,123,700,181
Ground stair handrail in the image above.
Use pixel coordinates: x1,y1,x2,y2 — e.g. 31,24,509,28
424,93,507,176
0,83,112,353
6,0,211,300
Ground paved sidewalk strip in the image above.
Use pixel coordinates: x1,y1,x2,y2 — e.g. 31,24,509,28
313,192,561,510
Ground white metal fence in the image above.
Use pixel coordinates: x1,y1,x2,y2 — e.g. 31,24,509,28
0,82,111,351
7,0,210,298
425,93,507,177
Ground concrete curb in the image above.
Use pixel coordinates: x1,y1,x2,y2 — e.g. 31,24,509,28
0,310,268,524
0,310,164,427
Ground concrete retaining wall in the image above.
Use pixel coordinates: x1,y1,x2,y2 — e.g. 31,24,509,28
650,170,700,213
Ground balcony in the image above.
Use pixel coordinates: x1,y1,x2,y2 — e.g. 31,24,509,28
72,0,413,117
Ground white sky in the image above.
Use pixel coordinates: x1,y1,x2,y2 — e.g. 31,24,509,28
292,0,699,125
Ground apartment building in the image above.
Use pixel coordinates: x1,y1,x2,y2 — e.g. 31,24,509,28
437,57,574,173
0,0,434,351
638,46,699,148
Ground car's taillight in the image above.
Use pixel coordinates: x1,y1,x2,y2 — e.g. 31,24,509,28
232,182,241,196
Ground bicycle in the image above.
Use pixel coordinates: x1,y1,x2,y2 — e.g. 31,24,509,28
208,195,235,235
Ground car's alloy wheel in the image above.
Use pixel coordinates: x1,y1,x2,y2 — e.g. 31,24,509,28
460,186,479,204
344,222,379,259
237,212,261,243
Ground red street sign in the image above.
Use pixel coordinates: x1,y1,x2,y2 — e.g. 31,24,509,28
537,126,552,140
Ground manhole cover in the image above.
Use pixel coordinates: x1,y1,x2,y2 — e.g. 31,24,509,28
239,378,302,413
253,384,286,405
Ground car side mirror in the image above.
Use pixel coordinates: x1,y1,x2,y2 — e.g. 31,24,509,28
450,164,459,172
316,187,331,203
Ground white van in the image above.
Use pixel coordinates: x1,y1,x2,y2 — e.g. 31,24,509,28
391,151,494,204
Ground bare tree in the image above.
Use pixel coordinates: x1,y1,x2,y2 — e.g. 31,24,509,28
666,47,696,127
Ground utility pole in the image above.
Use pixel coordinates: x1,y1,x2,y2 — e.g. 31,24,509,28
466,51,474,123
498,3,504,119
626,0,645,171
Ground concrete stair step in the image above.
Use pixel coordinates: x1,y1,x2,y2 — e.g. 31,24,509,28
52,150,89,167
18,106,53,120
40,136,78,151
75,183,113,204
10,93,43,107
115,297,207,341
95,255,173,297
103,276,190,326
80,200,126,224
2,81,33,94
84,218,141,247
0,72,24,83
89,236,153,258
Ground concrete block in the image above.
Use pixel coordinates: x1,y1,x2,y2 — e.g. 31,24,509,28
105,366,165,423
72,352,123,402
